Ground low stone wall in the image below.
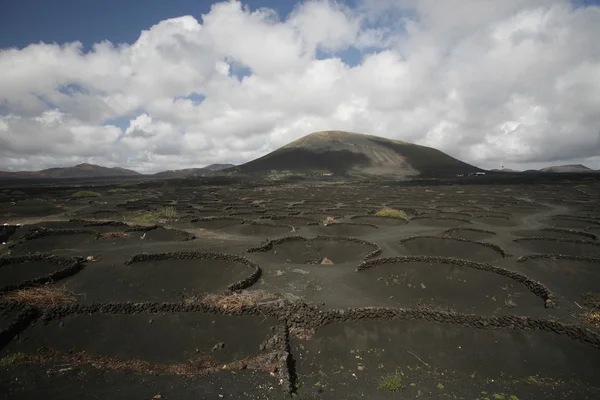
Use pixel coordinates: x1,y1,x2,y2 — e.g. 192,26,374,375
517,253,600,263
0,305,39,351
443,227,497,236
125,251,261,292
356,255,555,307
0,254,84,294
539,227,597,240
514,237,600,247
399,235,510,258
247,235,382,260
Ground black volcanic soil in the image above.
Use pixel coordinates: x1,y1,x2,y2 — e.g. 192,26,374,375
63,257,255,303
11,233,99,254
291,319,600,399
1,178,600,399
250,237,377,264
311,222,378,236
350,216,408,226
396,236,505,263
0,366,275,400
0,259,70,287
356,260,541,314
5,313,274,364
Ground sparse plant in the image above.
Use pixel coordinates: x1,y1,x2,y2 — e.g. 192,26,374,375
107,188,130,194
98,231,128,239
375,208,407,219
379,373,404,392
0,352,26,367
581,292,600,327
504,298,518,308
121,207,179,223
156,206,179,220
195,290,287,312
72,191,101,198
3,285,77,306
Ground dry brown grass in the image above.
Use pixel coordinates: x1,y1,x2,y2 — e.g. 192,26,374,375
580,292,600,327
97,231,127,239
584,311,600,327
3,285,77,306
9,348,279,377
199,290,281,312
289,326,315,340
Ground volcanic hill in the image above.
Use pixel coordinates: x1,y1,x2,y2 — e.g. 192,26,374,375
540,164,594,173
229,131,481,178
152,164,235,178
0,163,141,179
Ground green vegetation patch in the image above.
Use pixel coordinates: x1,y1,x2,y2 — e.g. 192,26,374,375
375,208,408,219
379,373,404,392
72,190,101,198
0,352,26,367
107,188,131,194
122,206,179,223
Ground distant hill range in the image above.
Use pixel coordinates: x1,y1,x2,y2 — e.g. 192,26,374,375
0,163,234,180
229,130,481,178
152,164,234,178
539,164,596,173
0,163,141,179
491,164,599,174
490,168,521,173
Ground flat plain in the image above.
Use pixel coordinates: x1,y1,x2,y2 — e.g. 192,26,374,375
1,177,600,399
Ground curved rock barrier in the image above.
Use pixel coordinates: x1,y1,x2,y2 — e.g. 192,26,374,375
551,216,600,226
190,216,294,232
121,225,196,241
539,228,597,241
437,211,474,219
247,235,382,261
356,255,554,307
69,219,128,228
190,215,244,223
0,305,38,351
517,254,600,263
473,214,511,220
17,228,98,242
17,225,196,243
514,237,600,247
267,215,319,224
125,251,261,292
0,225,18,242
410,216,472,224
36,301,600,350
399,235,510,258
322,222,379,229
0,254,84,294
350,215,409,225
443,227,497,236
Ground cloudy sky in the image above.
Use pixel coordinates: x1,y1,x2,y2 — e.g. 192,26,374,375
1,0,599,173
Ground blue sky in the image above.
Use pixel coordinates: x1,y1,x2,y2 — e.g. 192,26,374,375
0,0,353,50
1,0,598,52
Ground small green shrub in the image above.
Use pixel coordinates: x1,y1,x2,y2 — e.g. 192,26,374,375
156,206,179,220
0,352,26,366
379,373,404,392
375,208,407,219
122,207,179,223
72,191,101,198
107,188,130,194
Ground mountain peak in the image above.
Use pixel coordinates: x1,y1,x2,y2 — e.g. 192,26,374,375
234,131,480,178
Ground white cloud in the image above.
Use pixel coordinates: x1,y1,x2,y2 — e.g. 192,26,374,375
0,0,599,173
